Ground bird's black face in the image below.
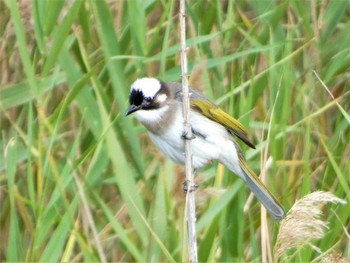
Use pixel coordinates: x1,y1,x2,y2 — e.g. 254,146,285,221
125,81,169,116
125,90,153,116
129,89,150,109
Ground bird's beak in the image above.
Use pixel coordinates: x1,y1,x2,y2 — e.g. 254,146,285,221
125,105,141,116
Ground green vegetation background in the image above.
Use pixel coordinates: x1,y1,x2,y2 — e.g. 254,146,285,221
1,0,349,262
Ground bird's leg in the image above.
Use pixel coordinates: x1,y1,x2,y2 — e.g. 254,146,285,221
183,169,198,192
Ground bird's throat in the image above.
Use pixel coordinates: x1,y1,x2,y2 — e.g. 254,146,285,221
135,104,177,135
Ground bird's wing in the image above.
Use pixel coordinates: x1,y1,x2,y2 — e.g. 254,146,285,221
171,83,255,148
190,99,256,149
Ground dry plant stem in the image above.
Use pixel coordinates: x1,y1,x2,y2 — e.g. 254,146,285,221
180,0,198,262
261,85,281,263
73,173,107,263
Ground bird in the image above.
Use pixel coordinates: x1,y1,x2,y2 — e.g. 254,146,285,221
125,77,286,220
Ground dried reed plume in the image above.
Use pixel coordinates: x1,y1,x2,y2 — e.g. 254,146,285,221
321,252,349,263
274,191,346,262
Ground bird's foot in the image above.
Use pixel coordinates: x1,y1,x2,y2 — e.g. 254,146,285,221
183,180,198,193
181,131,195,140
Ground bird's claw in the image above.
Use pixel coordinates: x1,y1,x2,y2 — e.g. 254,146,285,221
183,180,198,193
182,131,195,140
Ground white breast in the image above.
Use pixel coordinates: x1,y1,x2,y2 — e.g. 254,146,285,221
147,107,241,175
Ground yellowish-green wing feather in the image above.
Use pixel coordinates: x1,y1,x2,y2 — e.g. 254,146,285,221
191,99,255,148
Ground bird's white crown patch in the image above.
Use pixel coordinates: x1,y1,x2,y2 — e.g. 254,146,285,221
131,78,161,98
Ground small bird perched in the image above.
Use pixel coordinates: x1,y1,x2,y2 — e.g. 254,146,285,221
125,77,286,220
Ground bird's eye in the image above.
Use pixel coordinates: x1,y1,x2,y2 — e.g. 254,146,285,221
145,97,152,102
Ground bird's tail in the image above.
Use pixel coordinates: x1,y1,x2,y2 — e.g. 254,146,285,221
238,158,286,221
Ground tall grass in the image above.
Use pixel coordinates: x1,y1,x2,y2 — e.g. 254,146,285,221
1,0,349,262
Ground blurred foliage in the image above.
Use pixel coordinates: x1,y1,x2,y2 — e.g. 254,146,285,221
1,0,349,262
